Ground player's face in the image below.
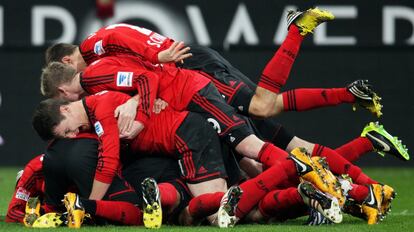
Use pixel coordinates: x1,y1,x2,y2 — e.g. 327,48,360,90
53,106,89,138
53,116,81,138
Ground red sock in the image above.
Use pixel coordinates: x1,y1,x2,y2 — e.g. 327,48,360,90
258,25,304,93
335,137,373,162
188,192,224,219
95,201,142,225
258,142,289,169
312,144,378,185
159,183,179,211
236,160,296,218
348,184,369,203
258,187,305,219
282,88,355,111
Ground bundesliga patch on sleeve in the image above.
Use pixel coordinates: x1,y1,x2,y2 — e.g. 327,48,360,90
15,187,30,201
94,121,104,137
94,40,105,55
116,72,133,87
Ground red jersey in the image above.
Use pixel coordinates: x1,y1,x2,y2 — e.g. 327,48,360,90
80,55,210,114
6,155,44,223
80,23,174,65
84,91,188,184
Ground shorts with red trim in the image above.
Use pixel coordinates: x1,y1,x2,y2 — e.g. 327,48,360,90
179,45,256,115
188,83,254,148
175,112,228,184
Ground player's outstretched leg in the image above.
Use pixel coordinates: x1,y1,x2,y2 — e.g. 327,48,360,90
218,186,243,228
141,177,162,229
361,121,409,160
298,181,342,223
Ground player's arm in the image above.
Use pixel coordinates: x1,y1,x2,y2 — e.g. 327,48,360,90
113,69,160,130
89,115,121,200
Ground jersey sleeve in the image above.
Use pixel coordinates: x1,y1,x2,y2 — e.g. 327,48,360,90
93,114,121,184
80,24,172,65
82,58,159,126
80,30,160,64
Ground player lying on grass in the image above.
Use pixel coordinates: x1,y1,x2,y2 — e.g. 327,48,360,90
32,90,347,226
9,114,395,226
32,90,399,226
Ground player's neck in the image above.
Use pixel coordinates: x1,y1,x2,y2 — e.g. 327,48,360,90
71,100,89,126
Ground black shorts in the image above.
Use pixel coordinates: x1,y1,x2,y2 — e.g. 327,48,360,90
188,83,253,147
175,112,228,184
43,138,139,209
121,155,192,210
180,45,256,115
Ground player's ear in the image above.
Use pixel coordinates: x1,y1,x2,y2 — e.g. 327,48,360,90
61,55,72,65
57,87,67,98
60,105,70,114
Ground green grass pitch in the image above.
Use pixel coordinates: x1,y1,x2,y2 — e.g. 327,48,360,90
0,167,413,231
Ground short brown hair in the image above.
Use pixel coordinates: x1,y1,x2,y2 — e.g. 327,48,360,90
40,62,77,98
32,98,70,141
45,43,78,65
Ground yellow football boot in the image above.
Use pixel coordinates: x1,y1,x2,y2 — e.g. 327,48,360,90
287,7,335,36
380,184,396,217
63,192,85,229
142,178,162,229
289,148,331,196
361,184,383,225
348,80,383,118
361,122,409,161
311,156,346,207
23,197,41,227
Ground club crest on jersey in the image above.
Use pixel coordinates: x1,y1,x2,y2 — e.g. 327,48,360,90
117,72,133,87
94,40,105,55
16,187,29,201
94,121,104,137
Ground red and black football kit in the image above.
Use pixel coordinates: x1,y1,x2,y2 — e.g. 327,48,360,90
80,55,253,148
83,91,227,185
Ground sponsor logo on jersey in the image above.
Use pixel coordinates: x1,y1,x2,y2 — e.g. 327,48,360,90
116,72,133,87
15,187,30,201
207,118,221,133
94,40,105,55
94,121,104,137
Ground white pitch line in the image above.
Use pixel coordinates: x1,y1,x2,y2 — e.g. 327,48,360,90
389,210,414,216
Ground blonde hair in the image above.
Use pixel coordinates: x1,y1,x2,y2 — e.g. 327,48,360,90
40,62,77,98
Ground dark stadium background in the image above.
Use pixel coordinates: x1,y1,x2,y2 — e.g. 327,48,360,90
0,0,412,167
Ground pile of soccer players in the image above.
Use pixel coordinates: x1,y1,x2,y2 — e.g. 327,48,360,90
5,7,410,228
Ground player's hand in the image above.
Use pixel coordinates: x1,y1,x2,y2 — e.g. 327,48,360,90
153,98,168,114
158,41,192,63
115,97,139,134
119,121,144,140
